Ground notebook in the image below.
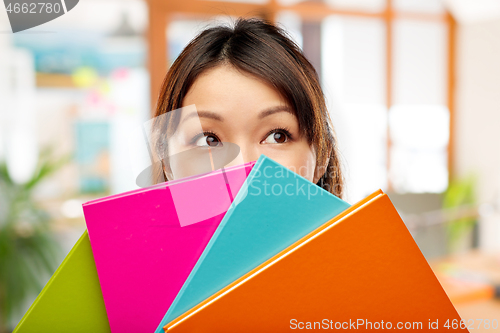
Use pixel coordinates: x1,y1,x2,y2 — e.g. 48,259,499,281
82,161,254,333
158,155,350,332
13,231,110,333
163,190,467,332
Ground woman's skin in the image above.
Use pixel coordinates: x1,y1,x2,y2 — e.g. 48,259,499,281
174,64,318,183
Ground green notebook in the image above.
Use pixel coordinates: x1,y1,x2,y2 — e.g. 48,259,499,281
13,231,110,333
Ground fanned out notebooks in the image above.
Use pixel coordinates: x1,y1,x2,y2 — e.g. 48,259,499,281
13,231,110,333
157,155,351,332
163,190,468,333
82,161,254,333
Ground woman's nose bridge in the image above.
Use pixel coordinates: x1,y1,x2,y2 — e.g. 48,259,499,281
225,139,259,165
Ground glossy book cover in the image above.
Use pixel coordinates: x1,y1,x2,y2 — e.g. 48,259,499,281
164,191,466,332
159,155,350,331
13,231,110,333
83,161,255,333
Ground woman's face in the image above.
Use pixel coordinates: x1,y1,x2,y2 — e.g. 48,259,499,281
178,64,317,182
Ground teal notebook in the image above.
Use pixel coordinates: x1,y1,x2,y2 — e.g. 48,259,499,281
155,155,350,332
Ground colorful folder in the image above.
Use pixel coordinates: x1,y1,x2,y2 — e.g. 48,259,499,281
82,162,254,333
158,155,351,332
163,190,467,332
13,231,110,333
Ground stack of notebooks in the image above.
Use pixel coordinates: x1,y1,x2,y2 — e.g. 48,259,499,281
13,155,467,333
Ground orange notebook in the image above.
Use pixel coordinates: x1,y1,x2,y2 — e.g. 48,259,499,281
164,190,468,332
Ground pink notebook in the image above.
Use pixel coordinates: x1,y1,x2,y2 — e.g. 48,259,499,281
82,162,254,333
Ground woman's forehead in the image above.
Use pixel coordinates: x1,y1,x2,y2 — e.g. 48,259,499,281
183,65,292,116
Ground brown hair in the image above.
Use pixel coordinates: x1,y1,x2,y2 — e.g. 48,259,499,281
154,17,344,198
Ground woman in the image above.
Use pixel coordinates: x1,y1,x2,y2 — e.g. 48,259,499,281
153,17,344,198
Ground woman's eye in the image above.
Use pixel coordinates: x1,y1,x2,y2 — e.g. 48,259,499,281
195,134,221,147
262,130,288,144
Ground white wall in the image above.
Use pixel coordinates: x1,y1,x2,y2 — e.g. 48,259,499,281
455,18,500,251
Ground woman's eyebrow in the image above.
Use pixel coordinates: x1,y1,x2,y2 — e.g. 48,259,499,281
182,110,224,123
197,110,224,121
258,105,294,119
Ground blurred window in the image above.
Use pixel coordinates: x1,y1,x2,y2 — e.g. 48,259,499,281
322,16,387,201
203,0,269,3
389,105,449,193
393,19,447,105
326,0,386,13
391,18,449,194
393,0,446,14
318,3,450,201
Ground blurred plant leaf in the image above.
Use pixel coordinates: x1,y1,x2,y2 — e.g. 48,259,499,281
443,174,477,253
25,147,72,191
0,147,69,331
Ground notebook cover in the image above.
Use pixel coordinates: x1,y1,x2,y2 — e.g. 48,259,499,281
13,231,110,333
82,161,254,333
158,155,350,331
164,191,467,332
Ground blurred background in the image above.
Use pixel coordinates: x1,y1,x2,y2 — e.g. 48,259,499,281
1,0,499,330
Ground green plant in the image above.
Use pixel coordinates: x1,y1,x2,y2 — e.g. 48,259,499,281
443,174,477,254
0,148,68,332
